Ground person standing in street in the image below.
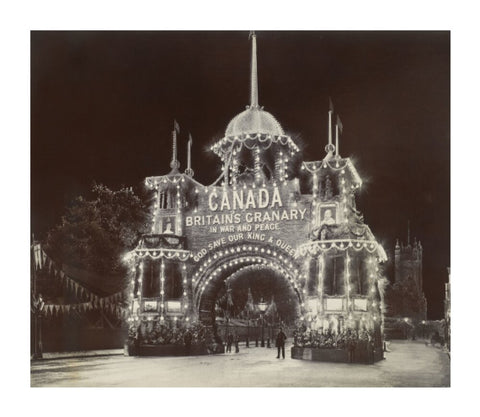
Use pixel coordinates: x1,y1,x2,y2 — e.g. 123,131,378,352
234,333,240,353
226,333,233,353
184,329,193,356
276,327,287,359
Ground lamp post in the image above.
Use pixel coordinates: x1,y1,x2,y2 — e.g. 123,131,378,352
422,320,426,339
33,294,44,359
258,298,268,347
403,317,409,339
225,312,229,345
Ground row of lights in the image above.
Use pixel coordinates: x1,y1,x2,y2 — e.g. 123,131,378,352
301,310,379,327
145,175,187,190
128,315,191,323
278,150,289,182
299,240,380,258
301,253,381,315
134,249,190,262
193,245,298,280
195,254,304,301
149,183,184,233
301,159,362,191
211,134,300,154
301,159,347,173
128,258,191,323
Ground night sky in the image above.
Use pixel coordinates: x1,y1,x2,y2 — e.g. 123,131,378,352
31,31,450,319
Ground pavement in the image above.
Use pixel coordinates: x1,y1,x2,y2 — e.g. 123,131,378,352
30,340,450,387
34,349,124,360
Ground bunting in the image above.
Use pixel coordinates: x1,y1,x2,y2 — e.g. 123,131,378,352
33,247,127,303
33,243,43,269
33,246,128,319
43,300,127,318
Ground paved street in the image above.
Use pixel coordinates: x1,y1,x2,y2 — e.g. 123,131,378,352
30,340,449,387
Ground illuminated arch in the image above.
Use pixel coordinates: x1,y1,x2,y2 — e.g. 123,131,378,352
191,243,304,322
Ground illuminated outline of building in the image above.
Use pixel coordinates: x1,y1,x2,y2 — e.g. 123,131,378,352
125,33,388,352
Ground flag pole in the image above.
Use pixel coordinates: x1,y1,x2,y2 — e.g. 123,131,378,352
187,134,192,171
328,98,334,147
185,133,194,177
335,122,339,158
170,120,180,171
249,31,258,108
336,114,342,158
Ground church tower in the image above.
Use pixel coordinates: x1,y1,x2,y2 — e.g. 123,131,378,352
390,224,427,320
394,224,424,293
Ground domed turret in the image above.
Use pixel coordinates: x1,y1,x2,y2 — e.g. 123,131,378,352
225,106,284,137
210,32,300,186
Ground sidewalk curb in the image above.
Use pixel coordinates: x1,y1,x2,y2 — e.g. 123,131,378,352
31,351,124,362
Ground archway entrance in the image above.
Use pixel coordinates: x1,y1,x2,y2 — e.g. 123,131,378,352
192,243,303,343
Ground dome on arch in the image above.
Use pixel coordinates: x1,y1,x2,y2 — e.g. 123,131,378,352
225,106,284,137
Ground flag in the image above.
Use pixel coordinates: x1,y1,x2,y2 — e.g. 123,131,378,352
246,287,255,313
329,97,334,112
337,115,343,133
188,133,192,146
174,119,180,133
33,243,42,269
226,284,234,308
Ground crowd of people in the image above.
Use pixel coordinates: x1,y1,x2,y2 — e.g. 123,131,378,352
129,321,208,347
206,327,288,357
293,326,375,350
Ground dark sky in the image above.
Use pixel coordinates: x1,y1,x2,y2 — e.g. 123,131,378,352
31,31,450,319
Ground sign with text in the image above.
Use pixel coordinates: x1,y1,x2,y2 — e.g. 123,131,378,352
184,185,311,262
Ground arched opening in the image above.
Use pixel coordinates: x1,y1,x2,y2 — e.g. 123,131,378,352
192,244,303,344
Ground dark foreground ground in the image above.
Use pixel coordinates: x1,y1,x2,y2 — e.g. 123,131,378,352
30,340,450,387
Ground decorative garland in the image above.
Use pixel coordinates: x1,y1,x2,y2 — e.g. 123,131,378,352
297,239,387,261
302,158,362,186
210,133,300,157
145,173,204,189
134,248,191,261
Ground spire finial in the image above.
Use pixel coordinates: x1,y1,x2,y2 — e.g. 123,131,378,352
325,97,335,154
335,114,343,158
328,97,334,146
185,133,194,177
249,31,258,108
170,120,180,172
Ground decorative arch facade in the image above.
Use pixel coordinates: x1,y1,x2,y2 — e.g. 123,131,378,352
123,34,387,340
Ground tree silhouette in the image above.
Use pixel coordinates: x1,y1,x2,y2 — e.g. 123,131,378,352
45,183,150,284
